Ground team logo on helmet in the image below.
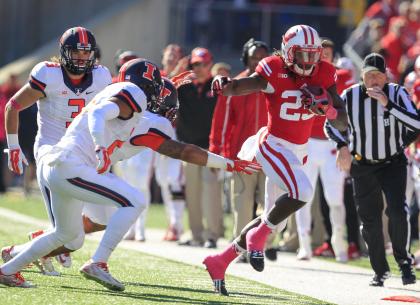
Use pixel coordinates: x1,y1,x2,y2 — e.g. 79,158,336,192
118,59,163,111
59,27,97,75
281,25,322,77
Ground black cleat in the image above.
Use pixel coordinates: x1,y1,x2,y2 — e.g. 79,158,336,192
400,263,416,285
369,272,389,287
213,279,229,296
248,250,264,272
265,248,278,261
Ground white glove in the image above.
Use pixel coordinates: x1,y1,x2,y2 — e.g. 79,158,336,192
6,134,28,175
95,146,110,174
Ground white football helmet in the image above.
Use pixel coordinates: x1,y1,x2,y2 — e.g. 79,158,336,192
336,57,357,83
281,25,322,76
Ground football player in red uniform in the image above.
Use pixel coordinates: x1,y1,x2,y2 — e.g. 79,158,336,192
204,25,349,295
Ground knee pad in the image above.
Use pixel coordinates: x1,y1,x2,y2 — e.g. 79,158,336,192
54,228,82,246
64,232,85,251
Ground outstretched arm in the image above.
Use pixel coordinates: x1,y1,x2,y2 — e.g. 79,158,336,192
135,138,260,174
213,73,268,96
156,139,208,166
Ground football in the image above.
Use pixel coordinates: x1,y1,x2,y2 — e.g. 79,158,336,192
304,85,324,96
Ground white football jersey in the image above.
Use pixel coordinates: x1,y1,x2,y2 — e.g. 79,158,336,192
110,111,175,163
49,82,147,167
30,61,112,162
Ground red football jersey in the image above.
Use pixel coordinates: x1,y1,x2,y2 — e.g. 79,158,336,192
256,55,336,144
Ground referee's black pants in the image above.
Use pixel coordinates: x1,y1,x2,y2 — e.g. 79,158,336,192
350,154,412,276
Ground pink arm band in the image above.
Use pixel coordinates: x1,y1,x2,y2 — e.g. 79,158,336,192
8,98,22,111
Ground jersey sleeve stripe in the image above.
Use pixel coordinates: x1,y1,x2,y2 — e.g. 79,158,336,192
259,60,272,77
261,59,272,73
129,131,167,150
114,89,142,113
29,76,47,95
148,128,171,140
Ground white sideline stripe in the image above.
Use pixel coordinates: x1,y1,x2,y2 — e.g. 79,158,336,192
0,207,49,227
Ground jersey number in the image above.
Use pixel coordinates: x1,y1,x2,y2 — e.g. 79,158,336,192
66,98,86,128
279,90,314,121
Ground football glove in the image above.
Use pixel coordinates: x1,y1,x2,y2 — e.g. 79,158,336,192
211,75,231,96
171,70,196,89
7,146,28,175
226,159,261,175
300,85,337,119
95,146,111,174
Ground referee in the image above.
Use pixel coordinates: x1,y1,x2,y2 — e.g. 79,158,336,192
326,53,419,287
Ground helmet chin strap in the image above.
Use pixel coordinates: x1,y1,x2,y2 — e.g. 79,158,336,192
292,64,314,76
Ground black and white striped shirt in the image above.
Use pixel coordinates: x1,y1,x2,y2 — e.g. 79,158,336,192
326,83,420,161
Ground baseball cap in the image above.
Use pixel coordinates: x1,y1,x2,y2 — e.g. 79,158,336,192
190,47,212,64
362,53,386,74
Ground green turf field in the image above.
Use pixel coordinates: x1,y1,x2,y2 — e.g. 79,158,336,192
0,193,332,305
0,191,236,239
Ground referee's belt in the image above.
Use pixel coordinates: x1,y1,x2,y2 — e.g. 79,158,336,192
353,153,403,165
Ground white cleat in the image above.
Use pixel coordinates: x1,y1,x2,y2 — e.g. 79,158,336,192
1,245,14,263
55,253,72,268
0,269,34,288
80,261,124,291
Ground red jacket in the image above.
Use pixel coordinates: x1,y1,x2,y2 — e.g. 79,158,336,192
209,70,268,159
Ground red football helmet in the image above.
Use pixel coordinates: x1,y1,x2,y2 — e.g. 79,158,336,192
281,25,322,77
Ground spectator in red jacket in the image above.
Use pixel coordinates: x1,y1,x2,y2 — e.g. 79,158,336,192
381,18,408,81
209,38,269,250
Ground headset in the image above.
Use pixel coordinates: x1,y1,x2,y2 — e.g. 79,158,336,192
241,38,269,66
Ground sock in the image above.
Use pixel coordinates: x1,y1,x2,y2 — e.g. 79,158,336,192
1,232,61,275
204,243,241,280
218,243,241,266
9,243,30,258
92,206,142,263
246,221,272,251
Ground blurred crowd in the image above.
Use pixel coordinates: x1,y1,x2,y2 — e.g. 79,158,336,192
0,0,419,270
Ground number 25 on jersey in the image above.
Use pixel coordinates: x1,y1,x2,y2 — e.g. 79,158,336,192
279,90,314,121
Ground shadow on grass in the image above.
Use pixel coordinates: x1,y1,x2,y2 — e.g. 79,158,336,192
45,282,318,305
127,281,294,302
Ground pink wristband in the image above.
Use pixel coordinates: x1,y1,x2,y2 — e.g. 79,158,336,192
9,98,22,111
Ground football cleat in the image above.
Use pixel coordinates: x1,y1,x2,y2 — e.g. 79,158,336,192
28,230,60,276
55,253,72,268
400,263,416,285
1,245,14,263
369,272,390,287
347,242,361,260
80,261,125,291
248,250,265,272
163,226,180,242
0,269,34,288
313,242,335,258
203,255,229,296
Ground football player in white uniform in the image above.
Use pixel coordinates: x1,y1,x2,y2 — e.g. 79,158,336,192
0,59,260,290
2,27,111,275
